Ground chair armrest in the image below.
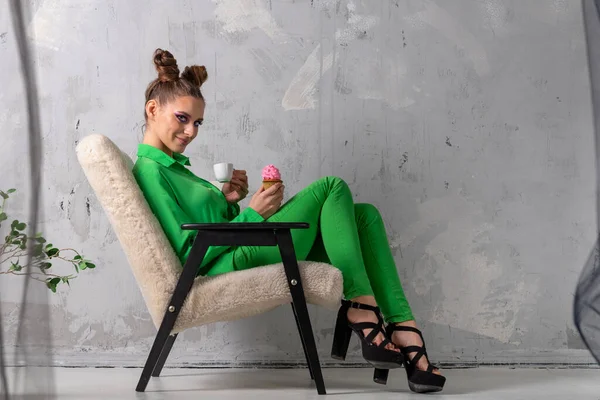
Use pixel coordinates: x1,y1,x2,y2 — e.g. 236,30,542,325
181,222,309,231
181,223,310,274
180,222,309,249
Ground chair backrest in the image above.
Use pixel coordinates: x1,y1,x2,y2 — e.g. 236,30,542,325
76,134,181,328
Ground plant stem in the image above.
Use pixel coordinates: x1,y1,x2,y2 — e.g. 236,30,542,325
0,270,74,283
57,248,80,255
0,270,61,278
0,248,25,265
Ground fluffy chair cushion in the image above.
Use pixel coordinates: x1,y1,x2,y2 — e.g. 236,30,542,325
76,134,343,333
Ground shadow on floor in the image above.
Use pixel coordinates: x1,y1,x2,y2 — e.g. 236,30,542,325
150,367,564,396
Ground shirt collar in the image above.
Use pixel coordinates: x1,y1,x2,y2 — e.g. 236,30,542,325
137,144,191,167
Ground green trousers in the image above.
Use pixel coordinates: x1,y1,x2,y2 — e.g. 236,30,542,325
206,176,414,324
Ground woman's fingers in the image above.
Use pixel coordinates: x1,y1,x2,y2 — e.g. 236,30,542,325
238,174,249,185
233,185,247,195
252,183,284,215
263,183,282,195
230,171,248,192
264,186,284,200
232,170,248,183
272,191,284,205
253,186,265,199
269,185,284,202
229,177,247,188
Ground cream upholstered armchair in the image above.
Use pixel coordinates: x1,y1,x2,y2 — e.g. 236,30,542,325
75,134,343,395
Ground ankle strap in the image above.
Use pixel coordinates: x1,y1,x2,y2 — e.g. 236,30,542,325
387,325,422,335
342,299,381,313
387,325,427,352
387,325,425,344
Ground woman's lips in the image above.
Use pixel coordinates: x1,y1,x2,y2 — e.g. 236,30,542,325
177,138,189,145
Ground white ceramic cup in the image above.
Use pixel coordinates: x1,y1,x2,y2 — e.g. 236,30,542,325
213,162,234,183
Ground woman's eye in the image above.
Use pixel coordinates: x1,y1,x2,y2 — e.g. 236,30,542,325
194,121,203,127
176,114,188,123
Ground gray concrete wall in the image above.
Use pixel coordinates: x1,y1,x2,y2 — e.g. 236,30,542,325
0,0,596,366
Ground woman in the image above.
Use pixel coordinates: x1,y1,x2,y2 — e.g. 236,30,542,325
133,49,446,394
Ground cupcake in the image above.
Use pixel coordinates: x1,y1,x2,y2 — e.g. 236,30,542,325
262,164,282,189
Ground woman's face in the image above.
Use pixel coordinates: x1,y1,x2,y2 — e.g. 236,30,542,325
145,95,205,155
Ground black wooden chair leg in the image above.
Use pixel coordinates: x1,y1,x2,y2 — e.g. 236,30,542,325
292,303,315,380
276,230,326,395
136,241,209,392
152,333,178,377
287,276,325,395
136,318,175,392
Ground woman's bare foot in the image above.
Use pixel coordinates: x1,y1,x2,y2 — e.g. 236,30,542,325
390,320,441,375
347,296,399,352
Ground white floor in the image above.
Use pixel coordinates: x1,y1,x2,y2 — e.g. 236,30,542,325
5,367,600,399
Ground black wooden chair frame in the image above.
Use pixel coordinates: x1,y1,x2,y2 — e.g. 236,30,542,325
135,222,326,395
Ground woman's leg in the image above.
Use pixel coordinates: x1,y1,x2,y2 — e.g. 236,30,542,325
309,203,440,373
353,203,441,375
306,203,414,321
353,203,414,324
230,177,396,349
231,176,373,299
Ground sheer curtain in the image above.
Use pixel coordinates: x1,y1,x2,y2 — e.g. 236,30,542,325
576,0,600,366
1,1,54,399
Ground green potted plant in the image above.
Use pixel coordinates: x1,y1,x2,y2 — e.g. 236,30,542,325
0,188,95,292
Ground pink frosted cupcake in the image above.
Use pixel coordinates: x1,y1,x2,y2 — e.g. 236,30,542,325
262,164,282,190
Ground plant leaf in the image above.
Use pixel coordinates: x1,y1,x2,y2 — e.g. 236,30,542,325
0,212,7,222
46,277,61,293
79,261,87,270
39,262,52,270
0,191,7,200
45,243,53,250
46,248,59,257
9,262,22,272
32,244,44,257
73,255,82,260
36,236,46,243
15,222,26,231
7,189,16,194
86,262,96,269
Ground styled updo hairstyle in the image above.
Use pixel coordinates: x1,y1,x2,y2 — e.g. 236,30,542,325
144,48,208,120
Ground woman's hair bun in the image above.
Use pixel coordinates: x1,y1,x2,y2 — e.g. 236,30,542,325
153,48,180,82
181,65,208,88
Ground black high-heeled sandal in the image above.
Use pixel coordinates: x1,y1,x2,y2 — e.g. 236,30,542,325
331,300,404,374
378,325,446,393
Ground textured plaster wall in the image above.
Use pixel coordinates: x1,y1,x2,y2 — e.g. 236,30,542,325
0,0,596,366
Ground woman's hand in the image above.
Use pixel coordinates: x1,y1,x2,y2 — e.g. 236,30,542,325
248,183,285,219
221,169,249,204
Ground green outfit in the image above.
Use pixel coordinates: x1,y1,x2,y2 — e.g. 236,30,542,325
133,144,263,271
133,144,414,323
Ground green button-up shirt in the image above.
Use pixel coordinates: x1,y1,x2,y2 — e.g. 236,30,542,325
132,144,264,273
